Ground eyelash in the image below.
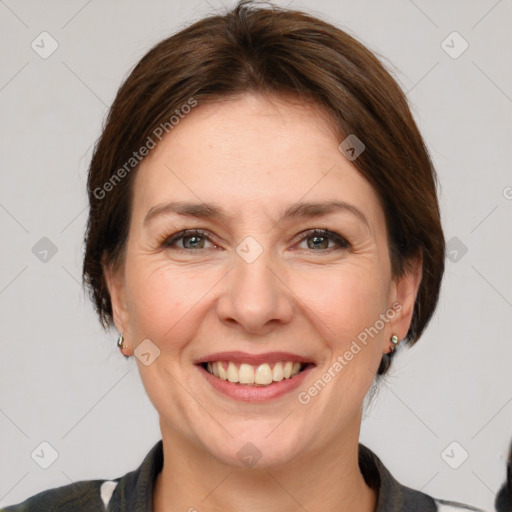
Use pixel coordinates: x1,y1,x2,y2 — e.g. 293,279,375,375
160,228,350,252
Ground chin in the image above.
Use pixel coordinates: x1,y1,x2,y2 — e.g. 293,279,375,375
205,428,306,470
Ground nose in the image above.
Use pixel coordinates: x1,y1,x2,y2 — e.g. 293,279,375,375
216,244,294,335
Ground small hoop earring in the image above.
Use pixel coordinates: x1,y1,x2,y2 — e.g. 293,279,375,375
390,334,399,353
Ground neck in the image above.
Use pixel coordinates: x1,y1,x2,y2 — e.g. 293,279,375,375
153,414,376,512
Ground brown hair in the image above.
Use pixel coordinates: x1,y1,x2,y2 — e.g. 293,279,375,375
82,0,445,375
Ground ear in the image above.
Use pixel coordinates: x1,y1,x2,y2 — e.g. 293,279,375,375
103,255,131,342
389,253,423,342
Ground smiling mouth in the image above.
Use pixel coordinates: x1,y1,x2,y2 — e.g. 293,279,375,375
199,361,313,387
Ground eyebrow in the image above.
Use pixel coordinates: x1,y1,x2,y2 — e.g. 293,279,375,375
144,200,369,228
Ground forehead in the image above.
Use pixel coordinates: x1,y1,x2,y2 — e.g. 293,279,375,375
131,93,384,230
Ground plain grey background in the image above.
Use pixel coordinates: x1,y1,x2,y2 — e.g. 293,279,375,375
1,0,511,510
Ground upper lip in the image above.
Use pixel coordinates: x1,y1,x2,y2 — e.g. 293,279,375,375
195,351,315,366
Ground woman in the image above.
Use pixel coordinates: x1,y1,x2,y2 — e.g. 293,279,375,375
1,1,492,510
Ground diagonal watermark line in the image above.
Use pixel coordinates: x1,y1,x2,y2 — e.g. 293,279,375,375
60,205,87,233
472,0,503,30
200,470,233,502
407,0,439,28
61,369,132,439
265,471,310,511
0,202,29,232
265,410,294,438
167,159,358,349
0,0,29,28
163,367,234,438
61,470,92,494
0,407,29,438
405,62,439,96
61,0,93,29
61,61,107,107
471,470,496,495
472,61,512,103
472,396,512,439
471,265,512,308
62,469,90,493
201,0,228,15
61,265,82,286
470,204,499,233
0,471,29,502
383,383,439,438
0,266,28,296
61,470,74,483
0,62,29,93
419,471,439,491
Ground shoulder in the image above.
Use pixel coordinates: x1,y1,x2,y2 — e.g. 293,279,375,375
0,479,119,512
433,498,491,511
358,443,491,512
1,440,163,512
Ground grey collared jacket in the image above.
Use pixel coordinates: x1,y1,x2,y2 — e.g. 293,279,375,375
1,440,490,511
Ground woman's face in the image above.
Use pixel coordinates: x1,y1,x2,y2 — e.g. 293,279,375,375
105,93,419,468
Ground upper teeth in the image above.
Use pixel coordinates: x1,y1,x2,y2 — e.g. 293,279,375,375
206,361,303,386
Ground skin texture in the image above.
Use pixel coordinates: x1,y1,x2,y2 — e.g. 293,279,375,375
104,93,421,511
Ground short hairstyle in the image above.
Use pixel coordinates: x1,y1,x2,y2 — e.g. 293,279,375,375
82,0,445,375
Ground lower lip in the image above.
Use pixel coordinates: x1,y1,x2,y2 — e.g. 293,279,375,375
197,364,314,402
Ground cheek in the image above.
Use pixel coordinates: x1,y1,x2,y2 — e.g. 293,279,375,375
288,263,389,401
289,262,389,340
124,259,225,345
